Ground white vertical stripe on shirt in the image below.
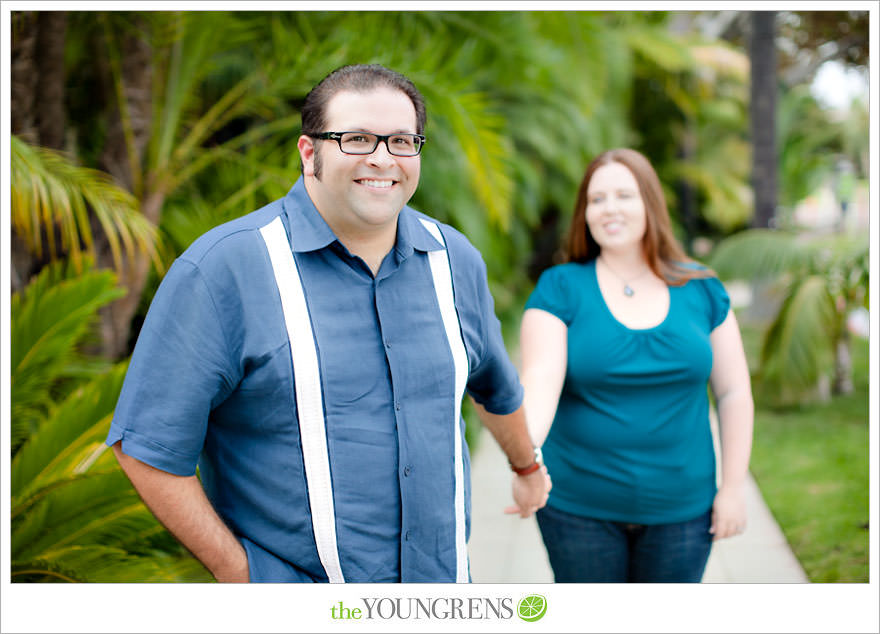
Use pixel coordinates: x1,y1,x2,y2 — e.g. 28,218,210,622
259,216,345,583
418,218,471,583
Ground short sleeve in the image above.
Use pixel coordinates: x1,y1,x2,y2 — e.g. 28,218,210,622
106,258,238,475
700,276,731,331
524,265,578,326
461,250,523,415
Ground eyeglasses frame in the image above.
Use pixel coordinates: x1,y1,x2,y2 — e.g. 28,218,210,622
309,131,427,156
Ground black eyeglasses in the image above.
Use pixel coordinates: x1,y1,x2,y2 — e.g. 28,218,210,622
310,131,426,157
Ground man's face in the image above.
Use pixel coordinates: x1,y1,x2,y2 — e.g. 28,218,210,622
299,88,421,239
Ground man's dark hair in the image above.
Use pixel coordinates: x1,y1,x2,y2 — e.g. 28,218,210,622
301,64,427,136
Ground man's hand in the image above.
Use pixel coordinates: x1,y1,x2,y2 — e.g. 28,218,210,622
504,466,551,518
469,401,552,518
112,442,250,582
212,557,250,583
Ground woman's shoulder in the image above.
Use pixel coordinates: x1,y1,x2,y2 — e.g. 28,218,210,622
532,261,594,297
668,260,722,288
672,262,730,327
538,260,595,282
674,259,713,274
527,261,596,319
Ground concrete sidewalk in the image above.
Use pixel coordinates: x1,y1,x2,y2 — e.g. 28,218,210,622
467,426,809,583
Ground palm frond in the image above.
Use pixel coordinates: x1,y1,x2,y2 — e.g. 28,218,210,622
760,275,838,403
674,138,752,231
689,42,750,83
808,233,870,267
777,85,846,208
11,435,208,582
13,545,166,583
13,470,142,559
150,11,220,171
709,229,813,280
10,135,163,274
10,263,125,454
13,363,127,498
164,113,302,192
624,22,694,73
21,499,157,561
151,554,213,582
437,89,514,231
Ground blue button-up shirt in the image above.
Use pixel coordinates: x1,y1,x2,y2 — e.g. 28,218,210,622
107,177,523,582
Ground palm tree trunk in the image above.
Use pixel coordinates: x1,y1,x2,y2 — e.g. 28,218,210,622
10,11,68,292
99,16,152,194
833,330,854,395
11,12,39,293
749,11,777,229
100,191,165,358
35,11,68,150
96,15,157,359
11,12,39,144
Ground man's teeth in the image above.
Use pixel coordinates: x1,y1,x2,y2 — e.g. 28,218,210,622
359,179,393,188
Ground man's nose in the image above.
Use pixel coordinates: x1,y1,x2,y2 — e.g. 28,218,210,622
366,141,396,168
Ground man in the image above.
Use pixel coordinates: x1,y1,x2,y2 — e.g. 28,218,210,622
107,64,549,583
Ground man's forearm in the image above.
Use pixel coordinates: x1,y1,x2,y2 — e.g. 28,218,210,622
471,401,536,469
112,442,249,582
471,401,551,517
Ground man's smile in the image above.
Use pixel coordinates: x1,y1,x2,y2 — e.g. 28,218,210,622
355,178,397,189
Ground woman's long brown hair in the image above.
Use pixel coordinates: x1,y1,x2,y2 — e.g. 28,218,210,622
566,148,714,285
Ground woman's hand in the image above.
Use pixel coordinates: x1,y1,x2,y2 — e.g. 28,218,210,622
505,466,552,518
709,484,747,541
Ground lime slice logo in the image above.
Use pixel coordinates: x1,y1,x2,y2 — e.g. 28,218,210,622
517,594,547,622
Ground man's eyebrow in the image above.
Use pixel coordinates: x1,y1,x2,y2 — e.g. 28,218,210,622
344,127,417,134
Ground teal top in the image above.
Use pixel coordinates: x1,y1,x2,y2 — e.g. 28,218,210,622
525,260,730,524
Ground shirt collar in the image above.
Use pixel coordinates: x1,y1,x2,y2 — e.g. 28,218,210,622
281,177,337,253
396,207,446,258
281,176,445,255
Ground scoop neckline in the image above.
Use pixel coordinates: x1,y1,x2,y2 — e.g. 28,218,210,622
588,260,671,332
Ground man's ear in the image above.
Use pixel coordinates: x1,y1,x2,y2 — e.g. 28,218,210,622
298,135,316,176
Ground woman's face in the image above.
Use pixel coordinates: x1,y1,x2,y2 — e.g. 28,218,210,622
585,162,647,254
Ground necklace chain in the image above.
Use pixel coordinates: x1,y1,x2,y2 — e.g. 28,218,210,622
598,257,651,297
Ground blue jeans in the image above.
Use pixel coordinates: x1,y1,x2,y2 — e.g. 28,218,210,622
536,504,713,583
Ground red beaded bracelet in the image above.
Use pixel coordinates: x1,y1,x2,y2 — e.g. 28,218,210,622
510,447,543,476
511,461,542,476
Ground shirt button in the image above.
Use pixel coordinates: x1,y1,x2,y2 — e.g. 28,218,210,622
405,530,412,541
403,465,412,477
384,341,392,349
395,402,401,411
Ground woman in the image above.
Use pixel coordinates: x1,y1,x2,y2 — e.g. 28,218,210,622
520,148,753,583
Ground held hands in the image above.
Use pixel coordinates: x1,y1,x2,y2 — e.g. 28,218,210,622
709,484,748,541
504,466,552,518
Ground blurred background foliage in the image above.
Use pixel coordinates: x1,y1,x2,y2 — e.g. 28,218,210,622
10,9,869,581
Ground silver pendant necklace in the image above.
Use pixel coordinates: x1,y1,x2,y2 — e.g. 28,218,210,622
598,257,651,298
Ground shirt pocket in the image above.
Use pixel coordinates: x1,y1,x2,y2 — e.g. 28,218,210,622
240,536,318,583
216,343,297,433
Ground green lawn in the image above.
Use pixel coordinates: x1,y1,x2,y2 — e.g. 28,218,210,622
746,328,870,582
